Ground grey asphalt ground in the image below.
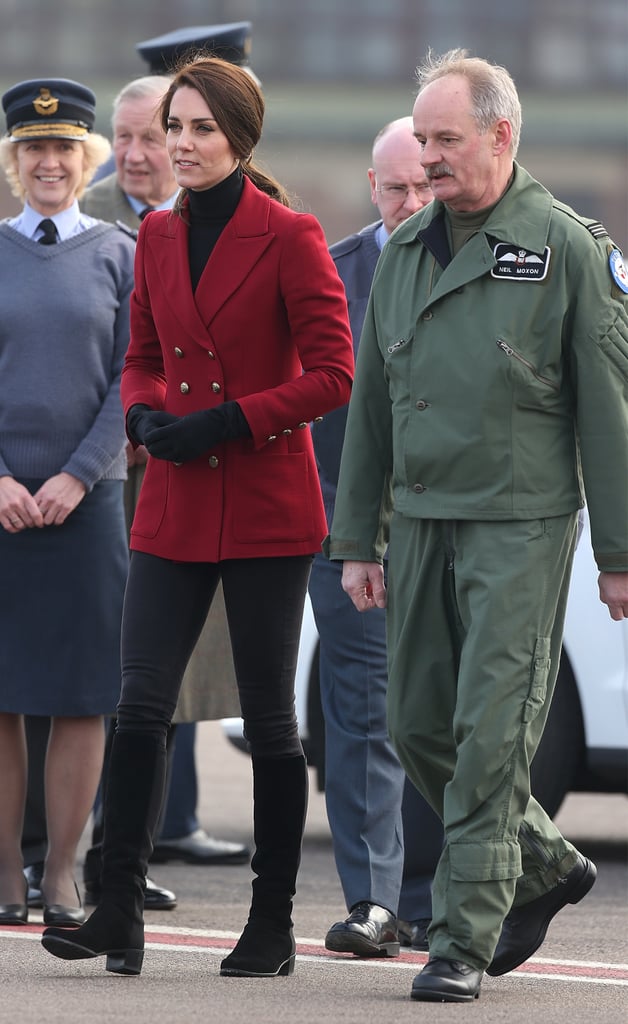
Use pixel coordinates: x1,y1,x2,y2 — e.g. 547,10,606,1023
1,720,627,1024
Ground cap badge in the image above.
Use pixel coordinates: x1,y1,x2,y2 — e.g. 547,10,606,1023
33,88,59,117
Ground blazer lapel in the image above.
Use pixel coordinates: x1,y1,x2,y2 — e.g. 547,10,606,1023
146,178,275,348
147,210,208,343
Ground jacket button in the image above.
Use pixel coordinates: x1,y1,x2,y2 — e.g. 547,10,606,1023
415,399,429,410
313,416,323,423
422,310,433,321
211,382,221,393
266,434,277,442
282,428,292,436
207,350,215,359
180,382,190,394
174,347,184,358
413,483,426,494
208,455,219,468
297,422,307,429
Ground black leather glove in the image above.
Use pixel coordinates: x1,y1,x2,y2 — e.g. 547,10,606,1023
126,404,179,446
143,401,251,463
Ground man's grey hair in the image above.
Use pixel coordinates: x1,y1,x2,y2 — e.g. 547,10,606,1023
415,48,522,157
111,74,173,126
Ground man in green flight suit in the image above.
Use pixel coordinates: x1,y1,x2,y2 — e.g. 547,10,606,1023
326,48,628,1004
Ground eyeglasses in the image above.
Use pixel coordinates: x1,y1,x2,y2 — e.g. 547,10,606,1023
375,183,432,200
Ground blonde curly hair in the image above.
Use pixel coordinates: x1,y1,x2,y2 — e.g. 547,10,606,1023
0,131,111,201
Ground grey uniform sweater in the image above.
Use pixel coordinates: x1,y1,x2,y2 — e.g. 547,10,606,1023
0,222,135,489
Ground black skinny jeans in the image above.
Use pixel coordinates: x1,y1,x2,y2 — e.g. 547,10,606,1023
117,551,311,758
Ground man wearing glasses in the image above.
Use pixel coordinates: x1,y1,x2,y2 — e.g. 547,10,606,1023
309,117,444,959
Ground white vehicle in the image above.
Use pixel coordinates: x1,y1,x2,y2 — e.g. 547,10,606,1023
223,511,628,817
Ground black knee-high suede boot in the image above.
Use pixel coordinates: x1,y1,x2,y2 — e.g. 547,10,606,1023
41,730,167,976
220,754,308,978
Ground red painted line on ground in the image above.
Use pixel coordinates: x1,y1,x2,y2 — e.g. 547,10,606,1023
507,958,628,981
142,929,628,983
8,923,628,985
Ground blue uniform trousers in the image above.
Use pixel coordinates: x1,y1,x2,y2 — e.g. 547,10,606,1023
309,551,443,918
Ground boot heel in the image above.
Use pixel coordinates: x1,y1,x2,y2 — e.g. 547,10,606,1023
277,954,296,977
106,949,144,975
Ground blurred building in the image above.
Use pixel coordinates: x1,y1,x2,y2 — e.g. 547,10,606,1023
1,1,625,89
0,1,625,241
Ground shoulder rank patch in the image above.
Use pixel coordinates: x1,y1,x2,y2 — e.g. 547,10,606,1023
586,221,609,240
609,248,628,294
491,243,551,282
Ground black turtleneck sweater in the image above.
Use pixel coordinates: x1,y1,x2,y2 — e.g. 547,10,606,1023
187,166,244,292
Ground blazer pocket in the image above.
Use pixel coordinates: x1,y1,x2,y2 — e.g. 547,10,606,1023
130,458,169,539
231,451,314,544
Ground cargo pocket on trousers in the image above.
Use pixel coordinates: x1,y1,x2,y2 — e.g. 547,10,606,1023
449,840,522,882
522,636,551,724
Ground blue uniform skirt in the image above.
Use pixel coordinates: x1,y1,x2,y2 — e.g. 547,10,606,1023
0,479,128,716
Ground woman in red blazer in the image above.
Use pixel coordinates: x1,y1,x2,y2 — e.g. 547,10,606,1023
43,58,353,980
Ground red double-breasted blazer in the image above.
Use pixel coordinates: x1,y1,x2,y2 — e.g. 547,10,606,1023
121,177,354,562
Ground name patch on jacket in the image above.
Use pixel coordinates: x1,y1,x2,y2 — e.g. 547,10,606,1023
491,243,551,281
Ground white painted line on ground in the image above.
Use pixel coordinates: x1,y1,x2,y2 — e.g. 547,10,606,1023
3,923,627,987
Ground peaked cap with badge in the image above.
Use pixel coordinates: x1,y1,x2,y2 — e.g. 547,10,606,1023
2,78,96,142
136,21,256,77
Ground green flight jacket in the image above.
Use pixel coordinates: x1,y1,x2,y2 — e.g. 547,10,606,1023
328,163,628,572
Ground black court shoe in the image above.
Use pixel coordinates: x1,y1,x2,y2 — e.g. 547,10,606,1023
43,881,86,927
0,880,28,925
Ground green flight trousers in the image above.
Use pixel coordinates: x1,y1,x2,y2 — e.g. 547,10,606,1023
386,512,581,970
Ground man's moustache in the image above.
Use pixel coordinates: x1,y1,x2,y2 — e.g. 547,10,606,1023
426,165,454,179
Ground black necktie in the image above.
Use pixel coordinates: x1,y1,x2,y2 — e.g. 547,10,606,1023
37,218,58,245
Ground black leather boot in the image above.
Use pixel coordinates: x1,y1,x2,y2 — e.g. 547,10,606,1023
41,730,167,976
220,754,308,978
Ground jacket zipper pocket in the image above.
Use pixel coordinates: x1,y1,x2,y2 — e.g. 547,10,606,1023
496,339,559,392
387,337,410,354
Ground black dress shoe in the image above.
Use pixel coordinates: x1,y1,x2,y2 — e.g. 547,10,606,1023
43,881,86,927
487,853,597,977
151,828,250,866
23,862,44,908
325,901,400,957
84,875,177,911
398,917,431,952
411,957,482,1002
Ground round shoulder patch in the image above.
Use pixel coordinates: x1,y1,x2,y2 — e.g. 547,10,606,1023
609,248,628,294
